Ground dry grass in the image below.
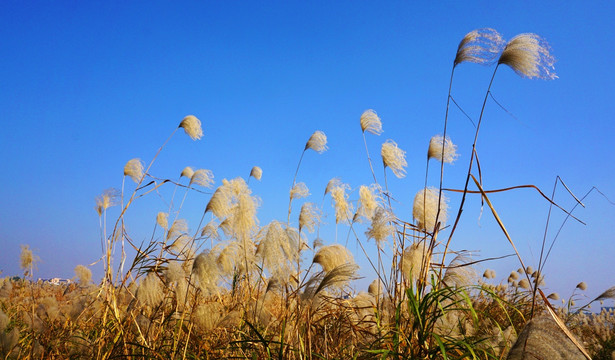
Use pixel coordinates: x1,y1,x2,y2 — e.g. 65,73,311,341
2,29,613,360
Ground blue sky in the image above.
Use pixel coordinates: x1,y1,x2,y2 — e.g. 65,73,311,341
1,1,613,306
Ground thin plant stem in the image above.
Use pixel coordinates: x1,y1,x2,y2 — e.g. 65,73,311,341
440,64,500,275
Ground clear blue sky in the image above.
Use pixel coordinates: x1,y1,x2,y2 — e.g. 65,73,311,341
1,1,613,305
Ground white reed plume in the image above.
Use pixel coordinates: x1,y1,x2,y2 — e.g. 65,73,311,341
324,177,342,196
442,253,476,288
454,28,505,66
413,187,448,232
156,212,169,230
74,265,92,286
305,130,328,153
368,279,385,298
20,245,39,277
94,188,120,216
180,166,194,179
249,166,262,181
576,281,587,291
356,185,379,221
547,293,560,301
165,260,185,284
400,242,429,282
299,202,320,233
313,244,354,273
123,158,145,183
136,273,164,308
200,220,220,240
329,182,353,224
518,278,531,290
360,109,383,135
192,249,221,296
498,33,557,80
256,221,299,277
167,219,188,242
381,140,407,178
290,182,310,199
206,183,232,219
365,207,394,249
428,135,459,164
190,169,214,188
178,115,203,140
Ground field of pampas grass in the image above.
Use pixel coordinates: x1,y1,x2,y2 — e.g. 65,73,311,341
2,29,615,360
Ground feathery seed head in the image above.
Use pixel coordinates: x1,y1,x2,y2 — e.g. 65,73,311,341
442,253,476,288
200,220,220,240
454,28,505,66
329,182,353,224
313,244,354,273
179,115,203,140
428,135,459,164
526,266,534,274
368,279,385,298
313,237,324,249
165,260,185,284
20,245,39,275
299,202,320,233
400,242,428,282
412,187,448,232
94,188,120,216
190,169,214,188
357,185,380,221
256,221,299,277
324,177,342,196
510,271,519,280
360,109,383,135
547,292,560,301
136,273,164,307
381,140,407,178
290,182,310,200
74,265,92,286
192,249,221,295
250,166,262,181
305,130,328,153
365,206,394,248
498,33,557,79
518,278,531,290
156,212,169,230
123,158,145,183
180,166,194,179
167,219,188,241
576,281,588,291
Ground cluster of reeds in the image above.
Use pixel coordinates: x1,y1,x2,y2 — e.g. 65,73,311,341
2,29,614,360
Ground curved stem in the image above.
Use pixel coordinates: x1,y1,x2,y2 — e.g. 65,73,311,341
440,64,500,275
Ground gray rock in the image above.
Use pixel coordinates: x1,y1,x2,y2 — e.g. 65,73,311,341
507,316,586,360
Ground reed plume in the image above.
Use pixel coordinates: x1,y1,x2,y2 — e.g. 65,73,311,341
365,207,394,249
189,169,214,188
123,158,145,183
95,188,120,216
413,187,448,232
290,182,310,199
498,33,557,79
305,130,328,153
313,244,354,273
156,212,169,230
74,265,92,286
249,166,262,181
428,135,459,164
356,185,379,221
360,109,383,135
329,181,353,224
299,202,320,233
454,28,505,66
381,140,407,178
179,115,203,140
180,166,194,179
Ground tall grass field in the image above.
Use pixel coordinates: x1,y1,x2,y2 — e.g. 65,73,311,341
1,29,615,360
